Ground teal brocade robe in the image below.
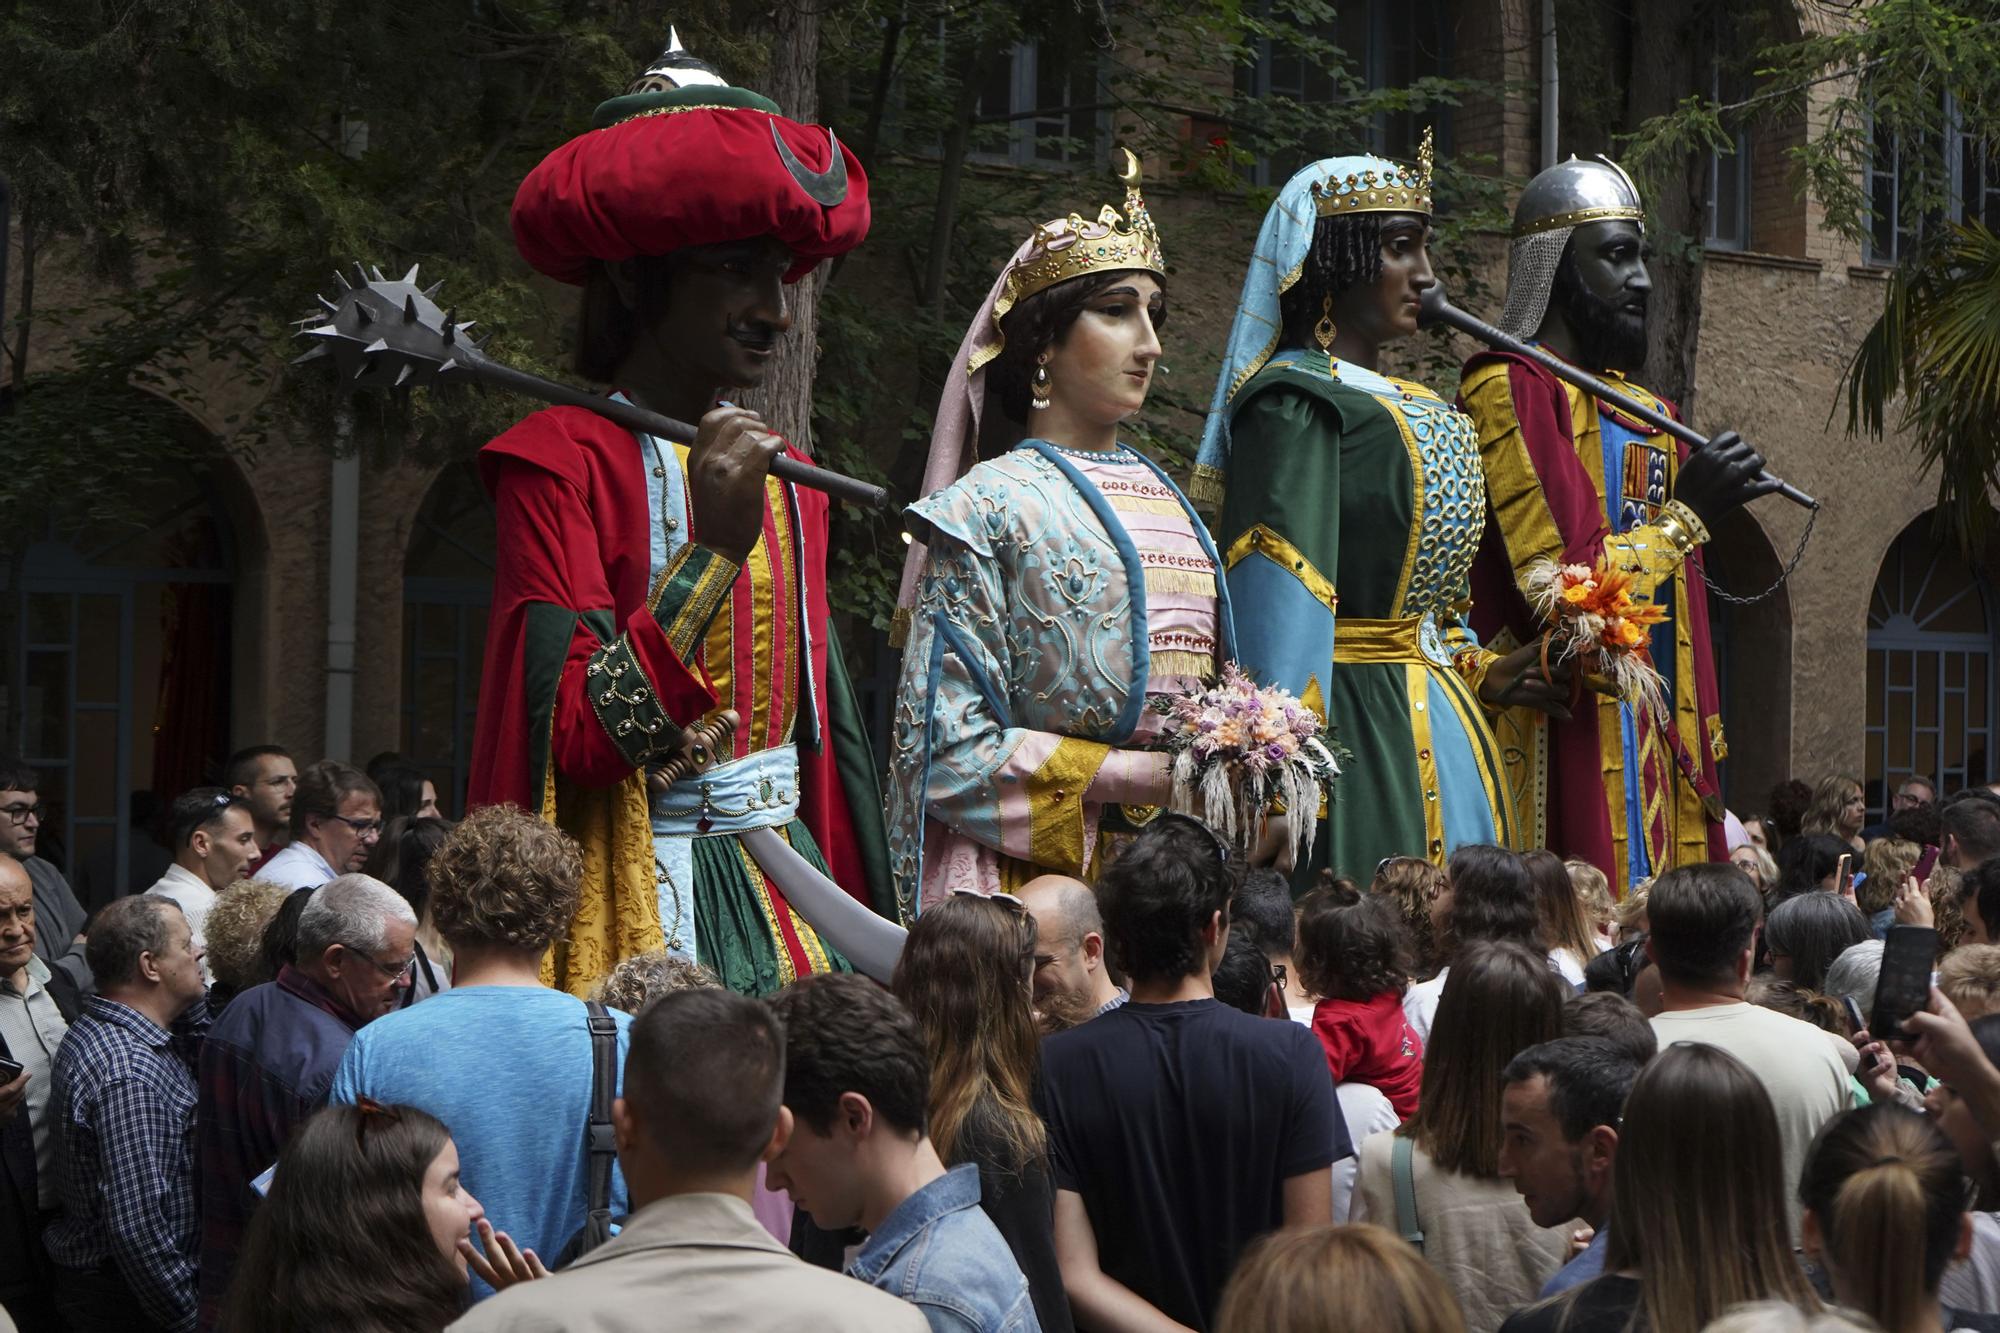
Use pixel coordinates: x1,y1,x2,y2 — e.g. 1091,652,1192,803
1215,352,1516,879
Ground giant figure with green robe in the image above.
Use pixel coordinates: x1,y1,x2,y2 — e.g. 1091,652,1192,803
1194,137,1570,879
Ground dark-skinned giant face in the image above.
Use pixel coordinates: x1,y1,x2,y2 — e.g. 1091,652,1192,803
634,235,797,392
1548,220,1651,374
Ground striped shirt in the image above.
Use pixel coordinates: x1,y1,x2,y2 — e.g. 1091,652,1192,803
45,995,208,1333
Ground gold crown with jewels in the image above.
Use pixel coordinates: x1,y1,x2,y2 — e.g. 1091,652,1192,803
992,147,1166,323
1309,127,1434,217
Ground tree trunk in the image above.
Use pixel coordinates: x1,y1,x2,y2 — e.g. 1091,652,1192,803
920,37,1001,313
1626,1,1711,414
740,0,825,453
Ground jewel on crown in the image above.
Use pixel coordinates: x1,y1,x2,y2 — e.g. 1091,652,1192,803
1001,147,1167,309
1308,126,1435,216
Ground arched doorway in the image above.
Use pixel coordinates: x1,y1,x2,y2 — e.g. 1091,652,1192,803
1865,515,1995,821
401,462,494,815
10,452,240,909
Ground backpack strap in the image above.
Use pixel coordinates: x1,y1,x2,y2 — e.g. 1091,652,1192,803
581,1001,619,1251
1391,1134,1425,1253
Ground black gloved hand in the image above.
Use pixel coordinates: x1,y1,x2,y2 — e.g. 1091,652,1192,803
1671,430,1782,528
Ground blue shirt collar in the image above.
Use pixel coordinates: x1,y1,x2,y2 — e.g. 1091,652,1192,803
846,1161,984,1283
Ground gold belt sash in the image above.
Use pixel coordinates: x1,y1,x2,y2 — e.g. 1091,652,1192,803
1332,616,1427,665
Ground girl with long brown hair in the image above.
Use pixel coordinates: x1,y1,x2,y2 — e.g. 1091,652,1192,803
1501,1043,1819,1333
1354,940,1573,1331
891,893,1070,1333
1524,849,1600,986
1216,1223,1467,1333
218,1102,543,1333
1799,1104,1982,1333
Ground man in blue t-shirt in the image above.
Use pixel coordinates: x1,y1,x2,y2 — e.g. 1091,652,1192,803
1036,815,1344,1333
331,806,632,1300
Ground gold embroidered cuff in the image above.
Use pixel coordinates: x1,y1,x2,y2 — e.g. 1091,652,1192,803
1656,500,1710,557
648,544,740,660
585,634,685,767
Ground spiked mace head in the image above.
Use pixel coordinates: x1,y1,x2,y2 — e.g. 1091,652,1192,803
294,263,488,390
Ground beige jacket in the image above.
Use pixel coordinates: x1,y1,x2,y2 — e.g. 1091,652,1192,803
446,1191,929,1333
1353,1131,1573,1333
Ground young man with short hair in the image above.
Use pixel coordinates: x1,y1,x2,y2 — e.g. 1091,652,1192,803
767,972,1037,1332
1038,816,1342,1332
0,755,90,989
45,896,210,1332
330,805,631,1299
1018,876,1124,1031
449,988,924,1333
1646,862,1847,1240
1943,791,2000,877
223,747,297,870
256,761,381,892
1498,1036,1643,1297
144,789,259,963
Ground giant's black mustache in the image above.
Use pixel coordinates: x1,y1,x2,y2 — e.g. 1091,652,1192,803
728,322,783,350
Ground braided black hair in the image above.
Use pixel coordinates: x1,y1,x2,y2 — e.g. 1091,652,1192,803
1278,212,1385,347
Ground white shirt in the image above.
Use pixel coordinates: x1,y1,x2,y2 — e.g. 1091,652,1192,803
1333,1082,1399,1224
1404,968,1448,1045
0,954,70,1207
1651,1002,1849,1241
146,862,219,983
1942,1210,2000,1314
257,841,338,891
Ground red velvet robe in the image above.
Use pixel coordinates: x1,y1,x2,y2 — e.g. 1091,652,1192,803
466,405,869,991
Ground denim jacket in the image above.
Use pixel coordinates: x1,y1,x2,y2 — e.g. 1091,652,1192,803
847,1163,1042,1333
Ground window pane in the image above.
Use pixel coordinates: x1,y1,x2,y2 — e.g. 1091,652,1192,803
76,594,121,706
24,651,68,760
26,593,70,645
73,711,119,819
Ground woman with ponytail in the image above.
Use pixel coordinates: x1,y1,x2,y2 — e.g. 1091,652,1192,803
1797,1103,2000,1333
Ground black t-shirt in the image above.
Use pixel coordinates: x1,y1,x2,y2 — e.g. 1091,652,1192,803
1499,1276,1641,1333
954,1102,1074,1333
1035,998,1345,1331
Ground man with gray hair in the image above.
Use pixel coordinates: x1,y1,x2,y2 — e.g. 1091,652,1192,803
1019,875,1125,1033
193,873,416,1327
45,895,209,1331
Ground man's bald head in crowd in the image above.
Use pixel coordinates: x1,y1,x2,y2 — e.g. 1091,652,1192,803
1019,875,1121,1027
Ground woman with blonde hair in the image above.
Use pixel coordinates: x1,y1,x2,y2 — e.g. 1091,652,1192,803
1857,839,1921,937
1355,941,1573,1330
1216,1223,1466,1333
1566,860,1617,952
1501,1043,1820,1333
202,877,293,1010
1798,1104,1989,1333
891,893,1068,1333
1802,776,1867,855
1525,849,1599,985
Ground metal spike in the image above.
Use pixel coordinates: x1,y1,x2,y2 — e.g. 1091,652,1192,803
402,263,421,284
354,305,373,327
404,295,420,324
472,333,493,351
317,295,339,315
363,338,389,354
292,345,331,365
353,262,371,287
422,280,444,300
301,323,343,338
369,265,386,283
454,320,476,334
437,358,459,376
394,364,415,387
333,270,353,292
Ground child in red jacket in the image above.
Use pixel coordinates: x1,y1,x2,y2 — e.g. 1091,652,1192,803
1297,879,1424,1119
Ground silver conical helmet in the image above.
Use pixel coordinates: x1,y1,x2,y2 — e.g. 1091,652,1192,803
1498,156,1647,339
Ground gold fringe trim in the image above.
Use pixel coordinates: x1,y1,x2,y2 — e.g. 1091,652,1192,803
1106,495,1192,517
1143,567,1217,597
1149,649,1217,680
889,604,913,649
1189,464,1227,510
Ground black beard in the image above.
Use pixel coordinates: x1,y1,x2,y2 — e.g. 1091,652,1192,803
1551,260,1649,373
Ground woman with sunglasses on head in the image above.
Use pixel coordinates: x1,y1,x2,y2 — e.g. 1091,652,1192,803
1196,134,1570,888
886,154,1241,915
893,892,1073,1333
218,1101,544,1333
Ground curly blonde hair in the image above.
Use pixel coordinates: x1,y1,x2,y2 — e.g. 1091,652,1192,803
1369,857,1447,978
204,878,294,992
428,804,582,953
597,950,719,1014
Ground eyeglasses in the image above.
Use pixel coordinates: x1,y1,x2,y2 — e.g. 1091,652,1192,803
331,815,384,838
343,944,417,980
1,802,41,826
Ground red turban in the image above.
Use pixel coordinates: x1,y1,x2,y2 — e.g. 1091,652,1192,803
512,95,871,286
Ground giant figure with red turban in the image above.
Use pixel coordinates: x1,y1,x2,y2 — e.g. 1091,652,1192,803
468,32,887,995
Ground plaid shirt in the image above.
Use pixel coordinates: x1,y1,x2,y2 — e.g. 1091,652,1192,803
45,995,208,1333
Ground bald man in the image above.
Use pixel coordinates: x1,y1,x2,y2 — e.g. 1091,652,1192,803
1019,876,1125,1032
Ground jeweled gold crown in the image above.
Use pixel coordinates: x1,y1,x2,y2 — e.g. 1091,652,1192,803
1310,127,1434,217
994,147,1166,320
